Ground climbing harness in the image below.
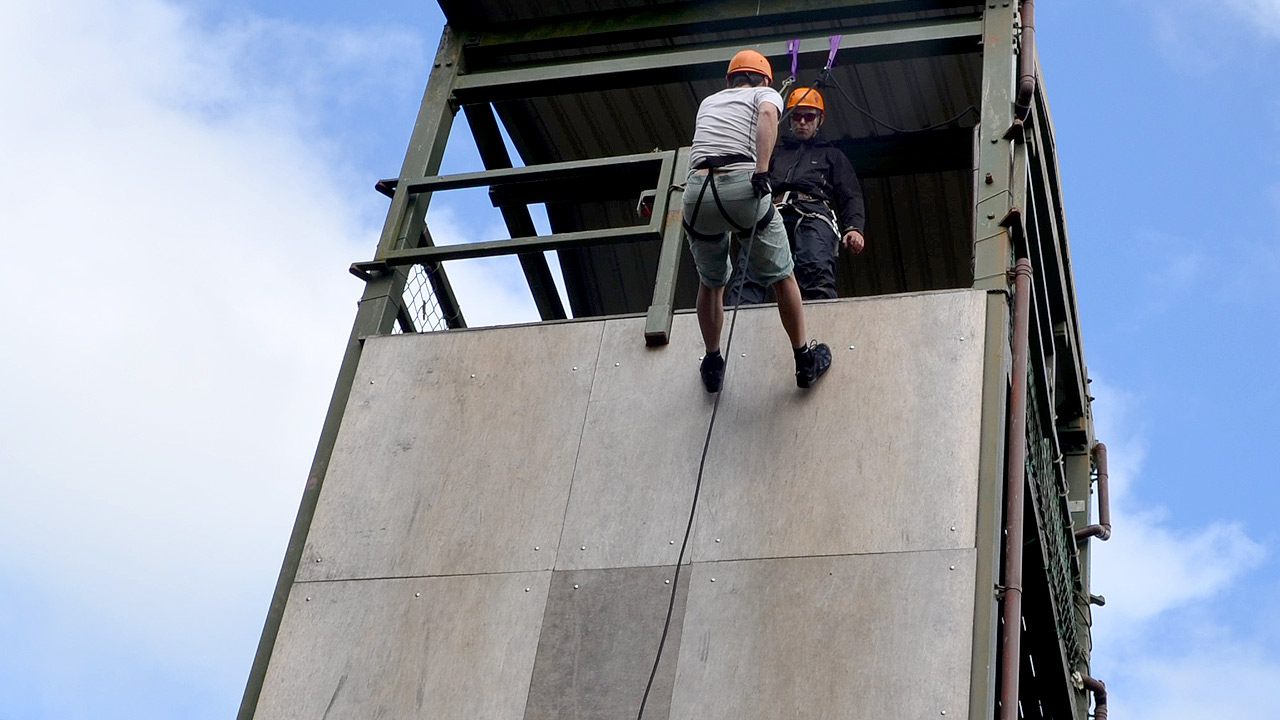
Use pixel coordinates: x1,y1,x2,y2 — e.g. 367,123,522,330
681,154,777,242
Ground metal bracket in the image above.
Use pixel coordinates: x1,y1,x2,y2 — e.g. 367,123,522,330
350,261,391,282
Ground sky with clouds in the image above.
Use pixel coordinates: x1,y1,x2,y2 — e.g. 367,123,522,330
0,0,1276,717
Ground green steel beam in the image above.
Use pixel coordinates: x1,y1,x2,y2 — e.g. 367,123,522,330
452,19,982,102
387,151,671,195
967,6,1020,719
382,225,662,265
237,29,469,720
972,4,1019,290
462,102,567,321
644,147,691,345
463,0,980,63
968,289,1012,720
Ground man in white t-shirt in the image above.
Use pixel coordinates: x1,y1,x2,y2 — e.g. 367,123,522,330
682,49,832,393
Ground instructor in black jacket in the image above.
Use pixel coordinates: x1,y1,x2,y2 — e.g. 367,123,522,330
730,87,866,303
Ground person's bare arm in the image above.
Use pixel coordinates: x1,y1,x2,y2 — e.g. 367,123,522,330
755,102,779,172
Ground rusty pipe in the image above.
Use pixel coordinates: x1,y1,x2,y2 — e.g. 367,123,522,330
1014,0,1036,121
1080,674,1108,720
999,258,1034,720
1075,442,1112,542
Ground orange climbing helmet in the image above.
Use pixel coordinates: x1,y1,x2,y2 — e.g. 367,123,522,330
786,87,825,114
726,49,773,84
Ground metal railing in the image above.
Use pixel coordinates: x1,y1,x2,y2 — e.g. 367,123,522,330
355,149,690,342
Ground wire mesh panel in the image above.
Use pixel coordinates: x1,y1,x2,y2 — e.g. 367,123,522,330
1026,360,1086,668
396,263,450,334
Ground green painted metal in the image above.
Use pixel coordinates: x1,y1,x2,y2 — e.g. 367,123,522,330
462,0,979,61
376,151,672,266
643,147,690,345
967,290,1010,720
452,19,983,102
382,225,663,265
972,3,1019,290
462,102,567,321
388,151,669,191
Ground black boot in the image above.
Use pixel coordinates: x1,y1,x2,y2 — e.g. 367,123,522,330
700,350,725,393
794,341,832,389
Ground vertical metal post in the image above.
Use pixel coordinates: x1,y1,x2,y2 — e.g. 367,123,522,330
968,5,1021,718
973,2,1020,290
236,27,466,720
462,102,567,321
968,290,1011,720
376,26,466,328
644,147,690,345
999,257,1034,720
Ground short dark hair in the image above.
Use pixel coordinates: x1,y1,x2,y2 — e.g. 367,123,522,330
727,71,768,88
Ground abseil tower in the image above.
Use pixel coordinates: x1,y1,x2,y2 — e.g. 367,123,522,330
240,2,1112,719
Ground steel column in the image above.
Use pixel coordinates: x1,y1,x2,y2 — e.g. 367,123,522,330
644,147,690,345
376,27,466,328
967,290,1011,720
973,3,1020,290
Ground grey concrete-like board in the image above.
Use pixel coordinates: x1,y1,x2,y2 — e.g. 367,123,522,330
669,550,976,720
524,566,689,720
692,290,985,562
556,314,713,571
255,572,550,720
298,323,602,581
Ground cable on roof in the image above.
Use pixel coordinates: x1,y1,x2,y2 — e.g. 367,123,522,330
819,69,978,134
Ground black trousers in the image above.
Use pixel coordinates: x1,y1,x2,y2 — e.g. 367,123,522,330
727,208,839,304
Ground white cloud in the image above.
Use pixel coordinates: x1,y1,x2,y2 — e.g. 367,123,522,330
1224,0,1280,36
0,0,441,710
1085,378,1272,718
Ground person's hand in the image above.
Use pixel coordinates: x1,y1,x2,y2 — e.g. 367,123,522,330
750,172,772,199
842,229,865,254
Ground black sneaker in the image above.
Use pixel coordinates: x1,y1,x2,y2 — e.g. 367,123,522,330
795,341,832,389
700,351,725,393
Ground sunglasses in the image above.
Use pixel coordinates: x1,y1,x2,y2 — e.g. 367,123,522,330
792,112,821,123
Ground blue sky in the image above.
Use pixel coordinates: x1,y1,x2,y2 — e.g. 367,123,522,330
0,0,1276,717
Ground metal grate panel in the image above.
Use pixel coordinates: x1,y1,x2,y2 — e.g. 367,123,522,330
1026,360,1086,669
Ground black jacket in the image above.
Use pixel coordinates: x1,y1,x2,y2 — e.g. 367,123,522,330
768,136,865,235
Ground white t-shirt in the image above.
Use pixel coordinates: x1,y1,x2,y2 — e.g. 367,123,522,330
689,86,784,174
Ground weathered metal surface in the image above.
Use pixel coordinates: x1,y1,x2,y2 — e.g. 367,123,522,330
669,550,976,720
556,314,710,571
524,566,689,720
692,290,985,563
254,572,549,720
298,322,602,581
